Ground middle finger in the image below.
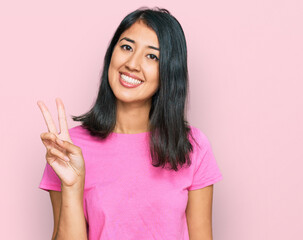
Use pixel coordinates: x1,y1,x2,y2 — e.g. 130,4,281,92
37,101,58,134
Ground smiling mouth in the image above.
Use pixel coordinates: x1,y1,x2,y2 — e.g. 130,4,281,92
120,73,143,85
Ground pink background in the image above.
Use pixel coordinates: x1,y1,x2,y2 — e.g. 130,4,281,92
1,0,302,239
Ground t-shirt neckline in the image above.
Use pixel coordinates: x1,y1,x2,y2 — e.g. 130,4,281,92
110,131,150,136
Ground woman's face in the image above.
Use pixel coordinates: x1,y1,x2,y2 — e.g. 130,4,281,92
108,20,160,105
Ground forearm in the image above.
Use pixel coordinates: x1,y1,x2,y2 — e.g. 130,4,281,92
55,182,87,240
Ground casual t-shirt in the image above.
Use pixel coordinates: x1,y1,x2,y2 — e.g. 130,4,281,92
39,125,223,239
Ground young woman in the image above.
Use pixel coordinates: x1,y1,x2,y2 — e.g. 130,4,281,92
38,7,223,240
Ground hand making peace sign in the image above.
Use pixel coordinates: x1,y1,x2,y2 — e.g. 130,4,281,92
37,98,85,188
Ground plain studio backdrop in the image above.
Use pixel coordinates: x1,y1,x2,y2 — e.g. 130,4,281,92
0,0,302,239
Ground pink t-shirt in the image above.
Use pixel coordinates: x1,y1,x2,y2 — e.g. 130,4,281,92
39,125,223,239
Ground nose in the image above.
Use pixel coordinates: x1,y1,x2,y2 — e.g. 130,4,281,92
125,51,141,72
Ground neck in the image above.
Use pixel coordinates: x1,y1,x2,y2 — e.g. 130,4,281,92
114,99,151,134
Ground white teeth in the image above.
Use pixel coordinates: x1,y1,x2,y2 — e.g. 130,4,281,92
121,74,142,85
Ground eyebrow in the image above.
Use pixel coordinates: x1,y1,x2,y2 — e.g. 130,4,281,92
119,37,160,51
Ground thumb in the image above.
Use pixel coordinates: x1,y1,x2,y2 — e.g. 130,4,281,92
55,137,82,155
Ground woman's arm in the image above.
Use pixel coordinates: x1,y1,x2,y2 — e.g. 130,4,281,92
186,185,214,240
49,191,61,239
55,181,87,240
38,99,87,239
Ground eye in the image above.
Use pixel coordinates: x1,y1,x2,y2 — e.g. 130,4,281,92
120,44,132,51
147,54,159,61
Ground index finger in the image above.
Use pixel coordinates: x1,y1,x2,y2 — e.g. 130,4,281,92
55,98,69,136
37,100,58,134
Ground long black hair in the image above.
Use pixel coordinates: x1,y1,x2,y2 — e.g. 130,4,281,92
72,6,197,171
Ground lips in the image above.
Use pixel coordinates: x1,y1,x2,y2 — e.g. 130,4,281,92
120,72,144,82
119,73,143,88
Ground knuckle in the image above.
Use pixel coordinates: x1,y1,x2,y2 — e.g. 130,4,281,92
49,132,56,140
42,132,50,140
40,132,47,139
73,146,82,155
77,146,82,154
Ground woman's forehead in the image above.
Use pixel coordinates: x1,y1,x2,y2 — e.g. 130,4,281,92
119,21,159,47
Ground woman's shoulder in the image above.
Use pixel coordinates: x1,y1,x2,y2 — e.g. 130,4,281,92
188,125,212,149
68,125,98,142
68,124,87,137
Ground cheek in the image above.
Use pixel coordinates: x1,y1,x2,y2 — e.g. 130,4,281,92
109,52,118,71
110,46,124,67
151,69,160,87
144,64,159,83
108,51,120,80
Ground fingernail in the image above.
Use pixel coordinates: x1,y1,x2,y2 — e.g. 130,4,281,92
64,156,70,161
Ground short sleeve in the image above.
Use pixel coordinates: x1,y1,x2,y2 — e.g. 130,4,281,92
188,129,223,191
39,160,62,192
